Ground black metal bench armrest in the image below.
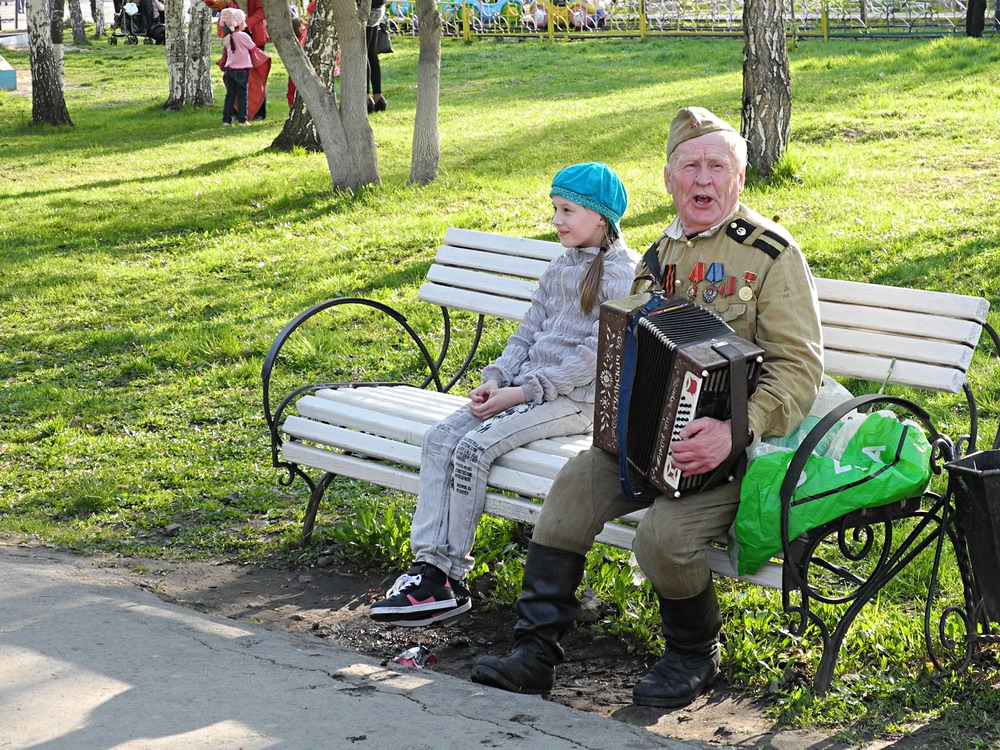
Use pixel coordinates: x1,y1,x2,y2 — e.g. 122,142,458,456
261,297,450,462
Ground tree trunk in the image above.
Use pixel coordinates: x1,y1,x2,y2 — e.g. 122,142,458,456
741,0,790,181
164,0,214,109
409,0,441,185
966,0,986,36
184,1,215,106
262,0,380,191
271,0,337,153
28,0,73,126
91,0,105,37
51,0,65,43
68,0,87,44
50,0,65,83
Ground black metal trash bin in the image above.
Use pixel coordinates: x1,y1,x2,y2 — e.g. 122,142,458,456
946,450,1000,623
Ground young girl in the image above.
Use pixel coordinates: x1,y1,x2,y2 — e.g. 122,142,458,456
217,7,256,126
370,162,640,627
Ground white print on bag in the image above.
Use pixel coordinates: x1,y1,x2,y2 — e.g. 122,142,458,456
796,444,887,487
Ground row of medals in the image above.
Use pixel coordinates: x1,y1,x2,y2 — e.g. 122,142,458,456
683,261,756,305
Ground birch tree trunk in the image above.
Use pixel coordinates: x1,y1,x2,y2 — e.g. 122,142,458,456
271,0,337,153
262,0,380,191
68,0,87,44
50,0,65,83
163,0,214,109
91,0,105,37
27,0,73,126
184,1,215,105
409,0,441,185
741,0,790,181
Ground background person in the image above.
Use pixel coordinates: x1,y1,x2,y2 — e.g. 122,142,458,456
471,107,824,708
365,0,387,112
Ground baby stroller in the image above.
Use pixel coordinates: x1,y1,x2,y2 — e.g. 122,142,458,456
109,0,165,45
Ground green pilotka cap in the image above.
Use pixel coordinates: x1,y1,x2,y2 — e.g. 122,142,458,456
666,106,740,159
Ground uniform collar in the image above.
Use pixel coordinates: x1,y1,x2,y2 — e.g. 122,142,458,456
664,203,743,242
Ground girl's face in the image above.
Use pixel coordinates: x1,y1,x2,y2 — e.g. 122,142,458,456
551,195,607,249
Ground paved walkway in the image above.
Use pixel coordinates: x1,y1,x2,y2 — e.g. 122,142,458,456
0,545,698,750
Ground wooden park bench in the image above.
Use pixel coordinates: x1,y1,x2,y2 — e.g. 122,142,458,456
262,228,997,692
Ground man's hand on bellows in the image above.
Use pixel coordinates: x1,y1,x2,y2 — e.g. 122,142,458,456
670,418,733,476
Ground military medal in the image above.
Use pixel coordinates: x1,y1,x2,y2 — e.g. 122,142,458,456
687,262,705,301
739,271,757,301
719,276,736,297
703,263,723,303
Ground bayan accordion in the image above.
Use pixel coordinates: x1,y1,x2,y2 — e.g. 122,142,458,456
593,292,764,498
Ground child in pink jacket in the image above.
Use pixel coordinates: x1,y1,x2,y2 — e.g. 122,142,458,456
217,7,256,126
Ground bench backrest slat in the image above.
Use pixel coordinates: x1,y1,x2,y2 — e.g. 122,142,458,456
416,233,989,395
443,227,565,261
427,264,537,302
420,282,532,321
814,277,989,322
432,245,552,278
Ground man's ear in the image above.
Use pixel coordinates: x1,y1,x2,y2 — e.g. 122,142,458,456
663,165,672,196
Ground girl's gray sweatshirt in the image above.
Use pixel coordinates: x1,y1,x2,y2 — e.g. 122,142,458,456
481,238,640,407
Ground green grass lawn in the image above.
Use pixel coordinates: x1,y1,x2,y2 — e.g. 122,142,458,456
1,33,999,744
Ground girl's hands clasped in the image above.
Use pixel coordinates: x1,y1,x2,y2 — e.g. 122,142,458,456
468,380,527,420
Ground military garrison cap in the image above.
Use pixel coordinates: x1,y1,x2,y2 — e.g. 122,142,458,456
666,106,740,159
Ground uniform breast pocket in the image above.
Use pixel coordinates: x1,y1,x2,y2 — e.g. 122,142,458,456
715,302,747,323
715,301,754,341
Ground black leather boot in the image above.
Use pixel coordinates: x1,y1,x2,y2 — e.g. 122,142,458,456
632,582,722,708
471,542,585,694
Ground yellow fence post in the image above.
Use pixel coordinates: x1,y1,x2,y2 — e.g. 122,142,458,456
639,0,647,40
821,0,829,40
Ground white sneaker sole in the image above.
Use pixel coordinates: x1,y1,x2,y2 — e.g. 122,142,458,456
372,600,472,627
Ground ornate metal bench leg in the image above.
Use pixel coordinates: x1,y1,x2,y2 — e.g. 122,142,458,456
301,473,335,545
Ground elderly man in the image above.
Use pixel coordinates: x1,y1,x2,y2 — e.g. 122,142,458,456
471,107,823,707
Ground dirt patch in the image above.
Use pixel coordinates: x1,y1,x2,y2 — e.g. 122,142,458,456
44,547,938,749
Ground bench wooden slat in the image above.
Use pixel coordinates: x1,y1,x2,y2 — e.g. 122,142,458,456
823,350,966,393
419,282,532,321
822,326,973,370
444,228,564,262
288,411,576,486
426,264,538,302
283,440,420,494
311,388,462,424
434,245,551,280
815,277,990,322
819,300,982,346
283,417,423,467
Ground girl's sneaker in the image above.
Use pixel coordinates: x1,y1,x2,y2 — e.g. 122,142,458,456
370,563,472,627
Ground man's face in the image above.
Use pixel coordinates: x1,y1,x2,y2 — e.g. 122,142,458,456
664,134,745,235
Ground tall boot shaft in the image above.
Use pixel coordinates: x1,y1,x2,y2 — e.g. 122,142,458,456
633,582,723,708
658,580,722,656
471,542,585,694
513,541,586,647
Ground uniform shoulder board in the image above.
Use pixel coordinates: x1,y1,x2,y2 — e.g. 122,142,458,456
725,217,790,260
642,237,666,287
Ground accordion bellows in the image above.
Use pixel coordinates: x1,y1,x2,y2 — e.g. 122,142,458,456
594,293,764,498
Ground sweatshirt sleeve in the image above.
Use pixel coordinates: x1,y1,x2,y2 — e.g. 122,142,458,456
481,267,553,388
516,250,637,404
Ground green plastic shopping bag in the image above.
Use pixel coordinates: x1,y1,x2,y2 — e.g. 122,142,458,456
730,410,933,576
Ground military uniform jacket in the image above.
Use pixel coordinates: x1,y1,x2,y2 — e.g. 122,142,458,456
632,203,823,441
